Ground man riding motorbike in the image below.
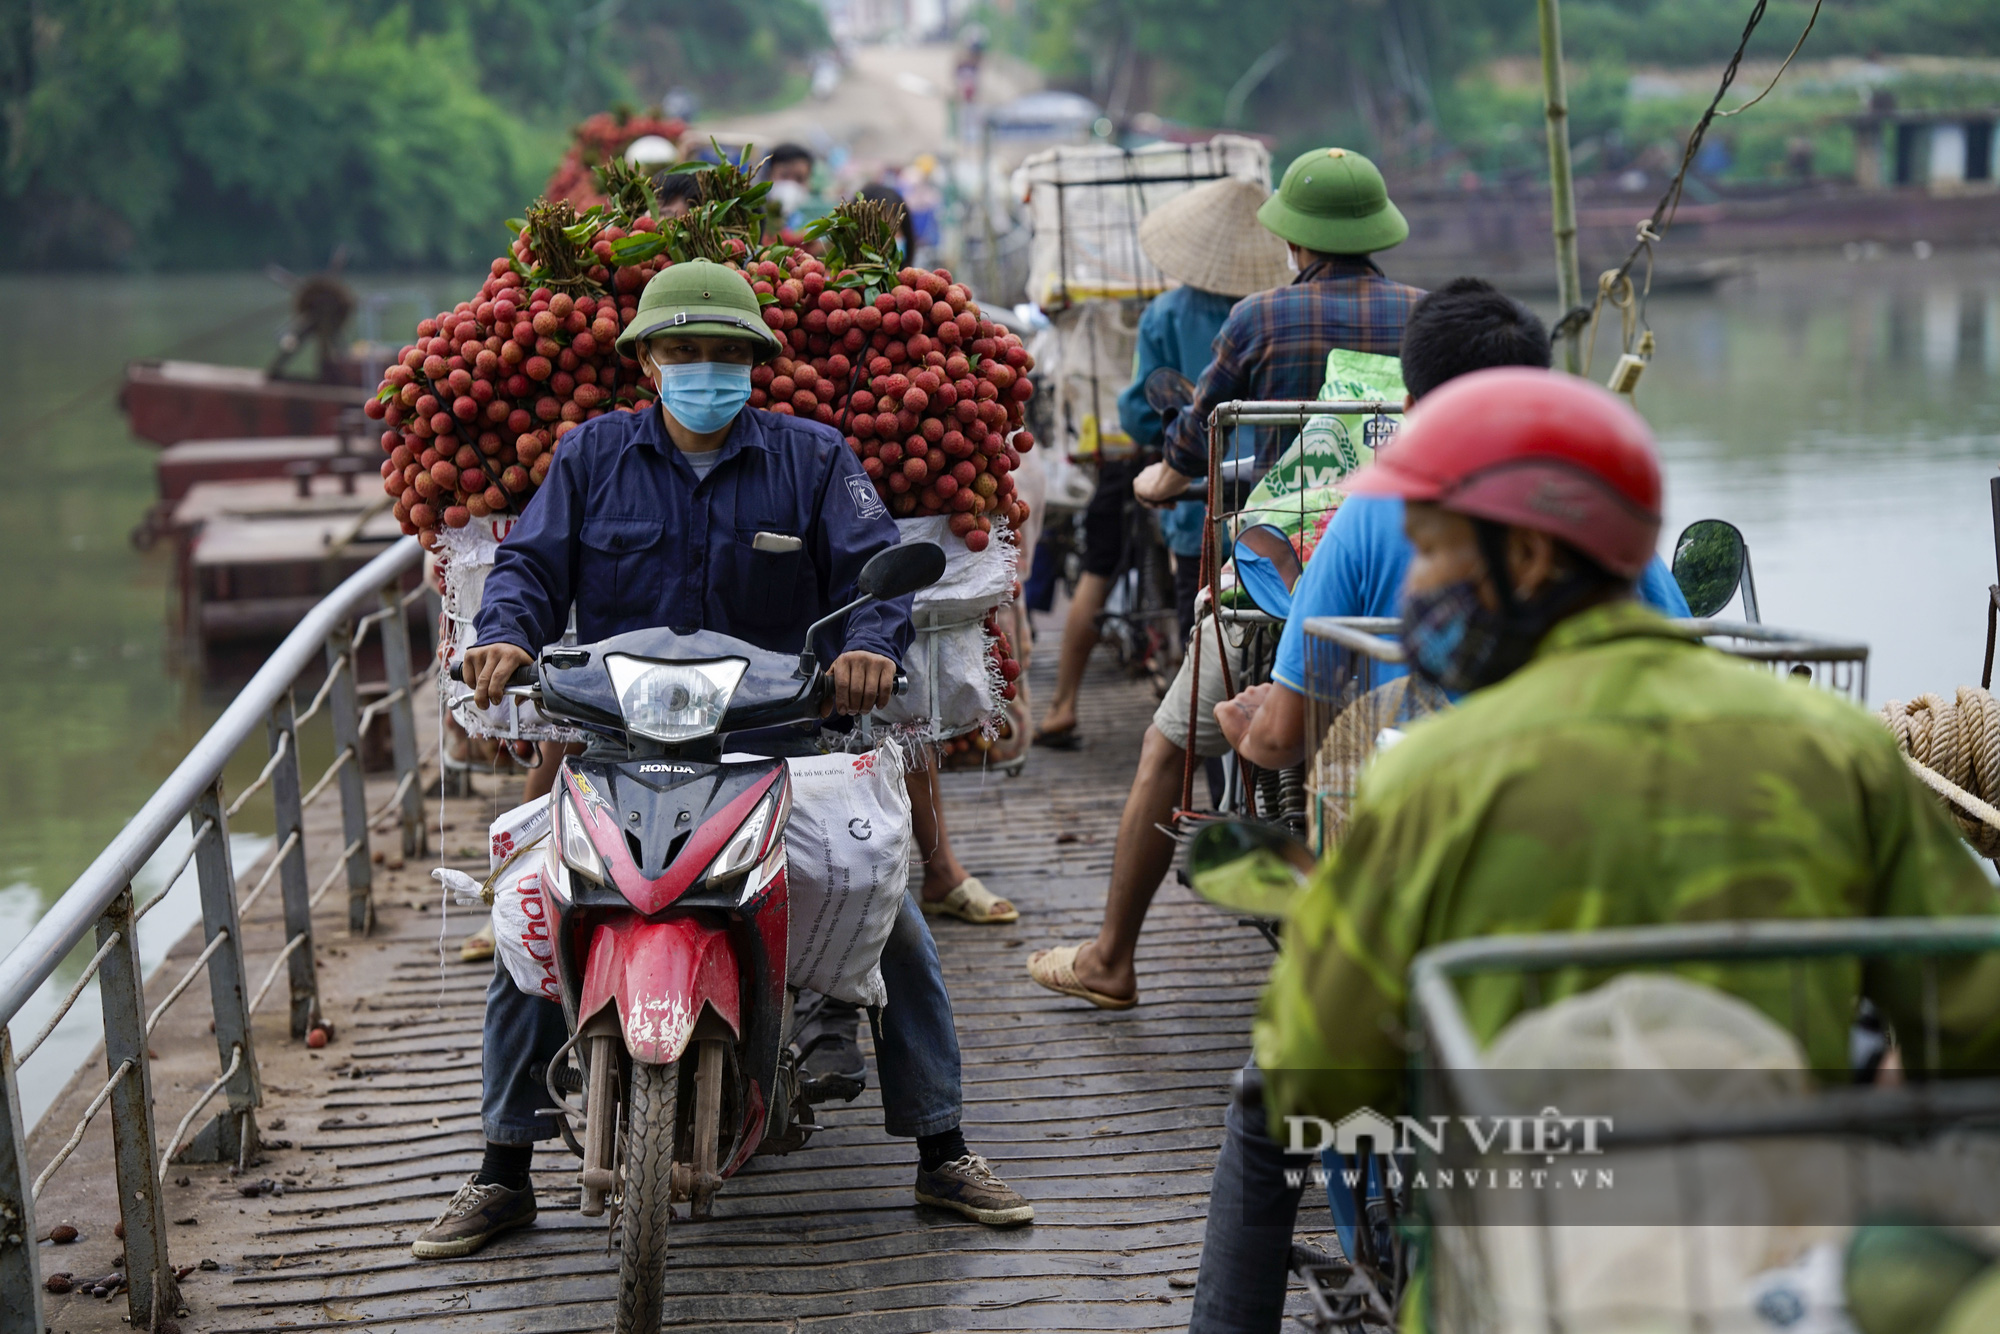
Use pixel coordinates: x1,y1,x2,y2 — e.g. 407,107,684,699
414,259,1032,1260
1194,368,2000,1331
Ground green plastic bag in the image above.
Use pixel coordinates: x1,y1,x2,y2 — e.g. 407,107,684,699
1220,350,1405,597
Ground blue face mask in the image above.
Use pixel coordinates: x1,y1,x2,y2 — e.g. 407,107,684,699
653,360,753,434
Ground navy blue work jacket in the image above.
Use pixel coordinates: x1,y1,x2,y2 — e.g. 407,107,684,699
475,406,913,667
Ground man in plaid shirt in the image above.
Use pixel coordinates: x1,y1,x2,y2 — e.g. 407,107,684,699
1028,148,1424,1013
1137,147,1425,501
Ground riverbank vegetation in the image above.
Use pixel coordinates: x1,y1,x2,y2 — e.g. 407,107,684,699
1002,0,2000,185
0,0,828,270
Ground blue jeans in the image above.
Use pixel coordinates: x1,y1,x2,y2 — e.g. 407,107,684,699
1188,1063,1309,1334
481,890,963,1144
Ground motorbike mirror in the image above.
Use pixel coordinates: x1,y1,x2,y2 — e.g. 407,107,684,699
796,541,948,680
1143,366,1197,416
1185,819,1316,919
858,541,947,601
1232,524,1303,619
1672,519,1746,619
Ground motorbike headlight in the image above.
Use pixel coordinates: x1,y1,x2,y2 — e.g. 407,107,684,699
604,654,748,744
559,791,607,886
706,781,790,886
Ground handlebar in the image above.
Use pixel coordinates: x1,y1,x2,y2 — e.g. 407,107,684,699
1159,458,1267,506
451,656,905,712
447,659,539,688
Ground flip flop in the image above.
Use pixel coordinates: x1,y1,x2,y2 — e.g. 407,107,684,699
921,876,1020,924
1033,726,1082,751
1026,944,1138,1010
459,920,495,963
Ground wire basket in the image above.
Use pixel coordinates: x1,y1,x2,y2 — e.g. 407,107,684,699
1404,918,2000,1334
1299,617,1450,855
1015,136,1271,309
1675,619,1869,705
1298,618,1869,859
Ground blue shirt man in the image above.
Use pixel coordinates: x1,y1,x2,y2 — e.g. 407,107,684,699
1270,494,1690,693
1116,285,1240,562
1217,277,1690,776
475,404,913,671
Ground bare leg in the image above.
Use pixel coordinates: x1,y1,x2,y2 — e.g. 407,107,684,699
1005,600,1033,740
1069,723,1185,1001
907,749,970,902
1038,571,1109,736
523,742,583,802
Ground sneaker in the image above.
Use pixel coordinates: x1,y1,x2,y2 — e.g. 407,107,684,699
410,1176,536,1259
915,1153,1035,1226
794,996,866,1104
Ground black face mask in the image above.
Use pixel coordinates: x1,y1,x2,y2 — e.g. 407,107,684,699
1398,522,1591,694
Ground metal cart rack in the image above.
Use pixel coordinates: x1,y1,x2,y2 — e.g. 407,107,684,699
1402,917,2000,1334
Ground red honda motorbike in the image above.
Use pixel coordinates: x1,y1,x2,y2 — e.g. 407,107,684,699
464,541,943,1332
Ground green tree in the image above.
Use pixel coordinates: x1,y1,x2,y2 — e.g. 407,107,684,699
0,0,827,270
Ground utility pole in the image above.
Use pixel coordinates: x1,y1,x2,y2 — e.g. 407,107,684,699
1537,0,1583,373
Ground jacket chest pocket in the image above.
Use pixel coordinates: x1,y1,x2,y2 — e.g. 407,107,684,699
720,526,815,633
578,516,666,620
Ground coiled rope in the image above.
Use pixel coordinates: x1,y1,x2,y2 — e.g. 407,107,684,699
1879,688,2000,856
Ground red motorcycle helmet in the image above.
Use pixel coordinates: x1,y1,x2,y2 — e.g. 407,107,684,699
1344,367,1662,578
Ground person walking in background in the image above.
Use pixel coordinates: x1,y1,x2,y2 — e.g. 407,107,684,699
1028,148,1424,1007
1121,178,1292,641
1134,148,1422,508
1035,175,1293,746
1128,178,1293,640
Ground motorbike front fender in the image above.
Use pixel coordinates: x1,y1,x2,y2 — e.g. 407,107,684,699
577,916,741,1065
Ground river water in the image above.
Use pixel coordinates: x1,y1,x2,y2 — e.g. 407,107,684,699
2,252,1997,1126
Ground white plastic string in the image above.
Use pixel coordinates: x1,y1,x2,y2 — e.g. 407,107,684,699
437,680,450,1008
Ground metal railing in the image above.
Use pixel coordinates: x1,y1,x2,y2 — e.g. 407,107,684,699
0,538,430,1332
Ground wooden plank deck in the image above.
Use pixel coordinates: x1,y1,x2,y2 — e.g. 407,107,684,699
30,634,1319,1332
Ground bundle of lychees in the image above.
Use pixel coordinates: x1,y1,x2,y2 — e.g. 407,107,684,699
367,152,1034,549
752,200,1036,551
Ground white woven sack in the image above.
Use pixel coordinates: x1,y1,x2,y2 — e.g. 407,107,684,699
782,744,912,1007
484,797,560,1001
1037,300,1142,464
435,517,581,742
873,620,1000,740
1451,976,1822,1334
872,519,1016,739
894,516,1016,622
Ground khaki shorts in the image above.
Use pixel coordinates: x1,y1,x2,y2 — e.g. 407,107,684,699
1153,617,1276,758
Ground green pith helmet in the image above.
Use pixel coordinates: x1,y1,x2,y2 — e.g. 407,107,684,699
615,259,783,358
1256,147,1409,256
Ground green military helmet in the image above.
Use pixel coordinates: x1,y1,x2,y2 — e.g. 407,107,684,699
1257,147,1409,256
614,258,784,359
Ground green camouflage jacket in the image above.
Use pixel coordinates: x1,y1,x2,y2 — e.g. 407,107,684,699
1256,601,2000,1134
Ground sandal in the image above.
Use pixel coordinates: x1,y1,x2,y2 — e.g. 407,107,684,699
1032,726,1081,751
459,920,495,963
921,876,1019,925
1025,944,1137,1010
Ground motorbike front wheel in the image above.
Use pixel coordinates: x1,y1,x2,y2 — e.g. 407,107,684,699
615,1058,678,1333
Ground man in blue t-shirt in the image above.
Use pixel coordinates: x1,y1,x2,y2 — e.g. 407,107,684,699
1216,281,1688,767
1029,278,1690,1015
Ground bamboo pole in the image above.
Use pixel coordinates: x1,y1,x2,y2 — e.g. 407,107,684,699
1537,0,1583,373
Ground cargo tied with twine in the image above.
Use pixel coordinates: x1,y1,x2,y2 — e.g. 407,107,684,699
1879,687,2000,857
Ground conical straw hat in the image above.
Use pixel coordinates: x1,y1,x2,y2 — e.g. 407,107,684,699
1138,176,1296,299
